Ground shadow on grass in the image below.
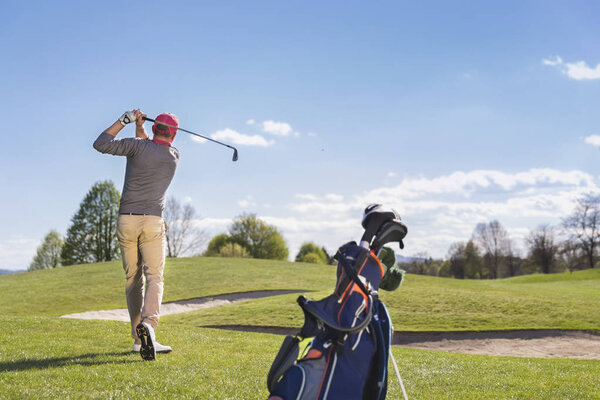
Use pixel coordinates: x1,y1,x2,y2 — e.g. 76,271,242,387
0,351,136,372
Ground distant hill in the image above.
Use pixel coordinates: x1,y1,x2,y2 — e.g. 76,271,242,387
0,269,26,275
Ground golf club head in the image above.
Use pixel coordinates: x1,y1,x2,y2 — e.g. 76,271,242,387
232,148,239,162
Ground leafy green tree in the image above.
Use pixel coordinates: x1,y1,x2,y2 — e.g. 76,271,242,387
438,260,451,277
218,242,250,258
295,242,328,264
203,233,232,256
299,252,324,264
229,213,289,260
447,242,466,279
29,230,64,271
463,240,485,278
61,181,120,265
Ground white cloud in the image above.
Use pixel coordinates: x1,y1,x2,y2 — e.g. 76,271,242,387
279,168,596,259
325,193,344,202
387,172,397,178
246,119,255,125
307,132,317,137
564,61,600,80
211,129,275,147
542,56,563,66
182,196,193,204
359,168,594,201
262,120,293,136
584,135,600,147
238,195,256,208
169,168,595,262
191,136,207,144
542,56,600,80
295,193,318,201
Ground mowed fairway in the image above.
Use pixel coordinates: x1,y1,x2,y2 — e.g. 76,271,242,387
0,258,599,399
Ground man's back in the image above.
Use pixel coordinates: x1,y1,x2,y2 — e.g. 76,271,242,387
93,132,179,216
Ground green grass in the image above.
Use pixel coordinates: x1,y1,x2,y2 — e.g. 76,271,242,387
0,315,598,400
1,258,599,399
0,315,598,399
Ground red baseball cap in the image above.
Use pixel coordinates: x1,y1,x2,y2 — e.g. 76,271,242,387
152,113,179,138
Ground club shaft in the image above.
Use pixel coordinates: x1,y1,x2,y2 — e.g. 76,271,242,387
143,117,237,151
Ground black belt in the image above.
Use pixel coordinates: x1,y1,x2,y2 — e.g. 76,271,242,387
120,212,148,216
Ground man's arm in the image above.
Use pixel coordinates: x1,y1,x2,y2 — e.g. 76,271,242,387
93,110,142,156
134,109,148,139
104,120,125,137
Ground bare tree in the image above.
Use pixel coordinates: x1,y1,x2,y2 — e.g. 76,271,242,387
563,194,600,269
473,220,511,279
163,197,208,257
504,241,522,277
558,239,584,273
526,224,558,274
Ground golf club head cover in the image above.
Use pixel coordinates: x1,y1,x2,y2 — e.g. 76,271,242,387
370,218,408,254
119,110,136,126
377,246,405,292
360,204,401,247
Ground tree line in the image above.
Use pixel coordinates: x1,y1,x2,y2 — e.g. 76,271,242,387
29,181,291,270
31,181,600,276
400,193,600,279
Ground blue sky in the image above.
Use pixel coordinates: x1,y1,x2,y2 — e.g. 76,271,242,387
1,1,599,270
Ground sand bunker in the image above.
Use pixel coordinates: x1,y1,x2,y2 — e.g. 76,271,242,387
60,290,304,322
61,291,600,360
393,330,600,360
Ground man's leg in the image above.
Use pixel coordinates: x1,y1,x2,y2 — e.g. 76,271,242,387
117,215,144,339
138,215,166,331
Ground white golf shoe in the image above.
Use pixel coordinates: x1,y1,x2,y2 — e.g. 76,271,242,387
133,341,170,353
135,322,172,360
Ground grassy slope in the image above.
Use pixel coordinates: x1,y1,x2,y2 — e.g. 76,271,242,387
2,257,599,331
0,257,335,316
1,259,599,399
165,261,600,332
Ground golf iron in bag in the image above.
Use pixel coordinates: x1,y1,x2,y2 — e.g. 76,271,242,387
267,204,408,400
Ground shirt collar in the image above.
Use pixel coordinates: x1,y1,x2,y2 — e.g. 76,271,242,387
152,137,172,147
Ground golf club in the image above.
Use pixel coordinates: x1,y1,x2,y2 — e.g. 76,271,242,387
143,117,239,162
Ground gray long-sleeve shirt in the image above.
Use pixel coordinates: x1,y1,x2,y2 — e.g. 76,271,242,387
93,132,179,217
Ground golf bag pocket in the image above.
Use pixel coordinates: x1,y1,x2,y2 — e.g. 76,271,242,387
268,347,327,400
267,335,300,393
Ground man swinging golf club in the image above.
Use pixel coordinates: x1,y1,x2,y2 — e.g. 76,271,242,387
93,109,180,361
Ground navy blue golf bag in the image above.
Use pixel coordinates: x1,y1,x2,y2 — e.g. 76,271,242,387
267,242,394,400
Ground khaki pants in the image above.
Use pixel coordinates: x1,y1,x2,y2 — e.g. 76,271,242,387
116,214,166,339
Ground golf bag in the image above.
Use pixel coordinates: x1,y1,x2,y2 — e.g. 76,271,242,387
267,205,406,400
